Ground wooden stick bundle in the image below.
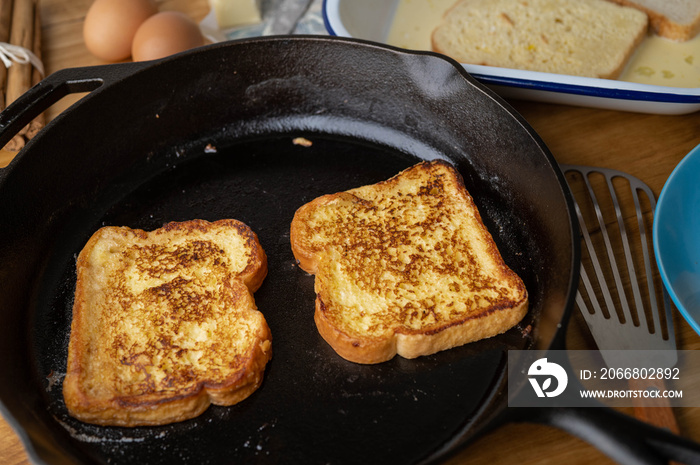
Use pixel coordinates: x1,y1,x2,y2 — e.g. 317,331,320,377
2,0,44,152
26,2,43,140
0,0,12,111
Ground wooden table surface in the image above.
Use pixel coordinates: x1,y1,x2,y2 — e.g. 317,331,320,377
2,0,700,464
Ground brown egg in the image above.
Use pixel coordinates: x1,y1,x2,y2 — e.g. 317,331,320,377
83,0,158,62
131,12,205,62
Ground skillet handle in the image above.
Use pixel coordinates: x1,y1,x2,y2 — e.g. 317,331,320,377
0,61,151,150
521,405,700,465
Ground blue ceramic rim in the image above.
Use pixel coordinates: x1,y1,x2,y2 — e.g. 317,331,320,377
322,0,700,105
653,144,700,335
469,73,700,104
321,0,335,38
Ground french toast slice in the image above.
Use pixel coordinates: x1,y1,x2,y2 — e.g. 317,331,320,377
290,161,528,364
63,219,272,426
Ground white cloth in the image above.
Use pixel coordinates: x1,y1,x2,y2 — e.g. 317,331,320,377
0,42,44,76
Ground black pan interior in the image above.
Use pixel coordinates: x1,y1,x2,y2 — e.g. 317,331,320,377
0,37,577,464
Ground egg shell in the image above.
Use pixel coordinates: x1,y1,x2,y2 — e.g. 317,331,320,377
132,11,205,62
83,0,158,62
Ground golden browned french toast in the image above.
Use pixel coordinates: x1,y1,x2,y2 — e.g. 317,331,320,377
290,161,528,364
63,219,272,426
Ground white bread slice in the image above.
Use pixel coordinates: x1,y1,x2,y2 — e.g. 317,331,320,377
63,219,272,426
606,0,700,41
431,0,649,79
290,161,528,364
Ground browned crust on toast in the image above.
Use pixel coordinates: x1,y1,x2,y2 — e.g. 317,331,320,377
290,161,528,364
63,219,271,426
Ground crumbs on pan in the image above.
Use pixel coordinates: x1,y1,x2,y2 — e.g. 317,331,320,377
292,137,313,147
46,370,64,392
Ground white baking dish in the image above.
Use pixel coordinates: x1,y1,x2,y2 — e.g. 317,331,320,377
322,0,700,114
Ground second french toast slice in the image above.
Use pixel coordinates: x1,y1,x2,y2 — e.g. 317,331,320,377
290,161,528,364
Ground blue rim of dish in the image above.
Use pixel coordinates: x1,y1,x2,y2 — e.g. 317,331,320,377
321,0,334,41
653,144,700,335
467,73,700,103
321,0,700,105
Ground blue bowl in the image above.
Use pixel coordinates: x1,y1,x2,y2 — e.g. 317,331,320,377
654,144,700,335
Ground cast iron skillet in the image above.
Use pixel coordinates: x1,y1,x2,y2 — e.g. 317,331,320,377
0,36,697,465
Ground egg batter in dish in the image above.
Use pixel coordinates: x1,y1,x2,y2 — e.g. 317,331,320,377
386,0,700,88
